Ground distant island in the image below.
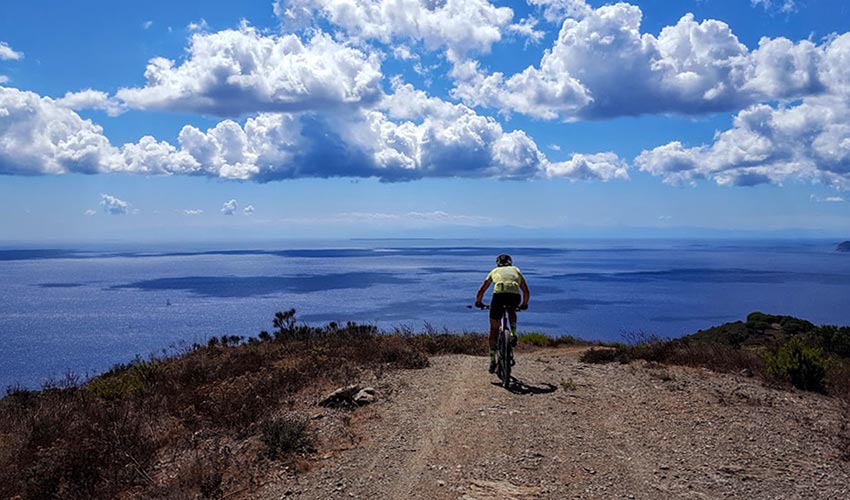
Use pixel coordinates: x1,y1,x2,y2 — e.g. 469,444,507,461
838,241,850,252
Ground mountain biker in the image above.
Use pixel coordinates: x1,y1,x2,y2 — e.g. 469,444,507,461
475,254,530,373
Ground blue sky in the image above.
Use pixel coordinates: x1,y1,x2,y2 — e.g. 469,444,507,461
1,0,849,243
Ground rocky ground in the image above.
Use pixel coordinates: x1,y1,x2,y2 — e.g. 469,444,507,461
249,347,850,499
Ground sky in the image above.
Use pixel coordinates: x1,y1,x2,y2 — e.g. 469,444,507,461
1,0,849,243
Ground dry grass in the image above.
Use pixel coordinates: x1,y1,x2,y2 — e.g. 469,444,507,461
0,311,496,500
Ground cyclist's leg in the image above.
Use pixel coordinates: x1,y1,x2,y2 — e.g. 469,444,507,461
488,296,507,372
488,318,500,349
506,293,521,336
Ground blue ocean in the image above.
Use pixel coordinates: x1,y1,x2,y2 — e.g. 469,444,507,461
2,239,849,389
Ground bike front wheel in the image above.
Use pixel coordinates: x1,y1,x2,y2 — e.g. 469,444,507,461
500,328,511,388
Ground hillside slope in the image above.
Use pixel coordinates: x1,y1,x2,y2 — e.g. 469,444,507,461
255,347,849,500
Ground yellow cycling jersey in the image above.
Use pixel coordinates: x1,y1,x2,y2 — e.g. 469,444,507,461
486,266,525,295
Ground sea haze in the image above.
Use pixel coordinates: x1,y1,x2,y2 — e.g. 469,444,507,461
1,239,849,389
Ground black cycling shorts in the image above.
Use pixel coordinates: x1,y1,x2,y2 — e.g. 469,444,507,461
490,293,521,321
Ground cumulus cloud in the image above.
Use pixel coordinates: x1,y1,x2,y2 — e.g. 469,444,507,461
220,199,238,215
0,42,23,61
0,82,624,183
636,93,850,189
452,4,828,120
56,89,125,116
0,87,121,175
100,194,129,215
143,20,154,30
273,0,515,62
0,76,9,84
243,205,255,215
115,26,383,116
83,209,97,216
544,152,629,181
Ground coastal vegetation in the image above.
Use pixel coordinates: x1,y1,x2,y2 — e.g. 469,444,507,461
1,310,847,498
581,311,850,400
0,310,574,499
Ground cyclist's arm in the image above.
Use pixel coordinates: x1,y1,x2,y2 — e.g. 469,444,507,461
476,278,492,303
520,280,530,307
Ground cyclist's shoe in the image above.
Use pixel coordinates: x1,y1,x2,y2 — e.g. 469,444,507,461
519,303,528,311
510,333,518,347
488,359,497,373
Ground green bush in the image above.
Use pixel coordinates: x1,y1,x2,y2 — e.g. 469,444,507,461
87,360,163,399
261,416,314,459
519,332,551,347
767,337,828,392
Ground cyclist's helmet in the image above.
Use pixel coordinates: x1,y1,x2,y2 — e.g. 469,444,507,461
496,254,512,267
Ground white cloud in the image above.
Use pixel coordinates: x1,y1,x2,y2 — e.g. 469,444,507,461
452,4,828,120
508,17,545,45
0,42,23,61
636,92,850,189
100,194,129,215
56,89,125,116
180,209,204,215
0,82,623,183
221,199,238,215
115,26,383,116
0,87,121,175
143,20,154,30
392,45,419,61
243,205,255,215
810,194,845,203
273,0,515,62
83,209,97,216
751,0,796,13
527,0,592,23
545,152,629,181
548,144,561,151
187,19,209,32
119,136,201,175
0,75,8,84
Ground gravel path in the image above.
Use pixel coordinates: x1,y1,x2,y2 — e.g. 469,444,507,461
257,347,850,499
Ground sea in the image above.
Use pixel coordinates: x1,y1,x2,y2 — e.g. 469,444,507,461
2,238,849,389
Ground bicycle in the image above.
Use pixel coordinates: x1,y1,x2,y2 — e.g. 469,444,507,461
477,303,518,389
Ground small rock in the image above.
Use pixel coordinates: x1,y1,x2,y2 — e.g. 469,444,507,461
437,480,446,487
739,368,754,378
354,387,377,405
320,385,360,407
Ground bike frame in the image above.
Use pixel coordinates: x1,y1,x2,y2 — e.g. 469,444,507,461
479,304,517,389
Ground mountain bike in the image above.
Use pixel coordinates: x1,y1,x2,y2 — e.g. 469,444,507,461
478,304,518,389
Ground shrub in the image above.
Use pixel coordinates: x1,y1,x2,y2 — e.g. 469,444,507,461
261,415,314,460
580,348,623,364
767,337,828,392
519,332,551,347
87,359,164,399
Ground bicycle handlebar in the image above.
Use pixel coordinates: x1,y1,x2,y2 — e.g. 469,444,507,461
471,303,525,311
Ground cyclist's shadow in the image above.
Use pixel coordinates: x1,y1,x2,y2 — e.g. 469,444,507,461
492,377,557,395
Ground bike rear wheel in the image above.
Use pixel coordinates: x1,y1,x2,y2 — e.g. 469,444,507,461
500,327,511,388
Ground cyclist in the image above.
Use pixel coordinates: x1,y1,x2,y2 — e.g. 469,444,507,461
475,254,530,373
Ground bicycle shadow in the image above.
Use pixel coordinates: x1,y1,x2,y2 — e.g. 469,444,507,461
491,378,557,395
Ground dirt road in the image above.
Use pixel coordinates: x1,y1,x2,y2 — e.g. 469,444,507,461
259,348,850,499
